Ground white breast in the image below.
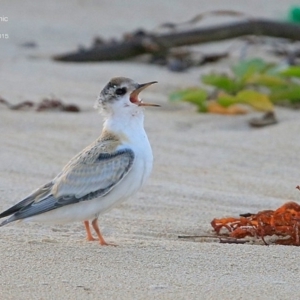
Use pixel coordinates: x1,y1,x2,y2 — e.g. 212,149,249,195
104,125,153,207
27,105,154,224
28,126,153,224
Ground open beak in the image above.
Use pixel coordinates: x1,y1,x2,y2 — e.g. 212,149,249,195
130,81,160,107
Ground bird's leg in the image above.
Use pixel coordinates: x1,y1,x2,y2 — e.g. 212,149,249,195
91,218,116,246
84,220,96,241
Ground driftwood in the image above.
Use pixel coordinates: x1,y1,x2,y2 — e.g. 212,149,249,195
53,19,300,63
0,97,80,112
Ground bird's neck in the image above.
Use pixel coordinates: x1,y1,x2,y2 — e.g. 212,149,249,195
102,109,145,138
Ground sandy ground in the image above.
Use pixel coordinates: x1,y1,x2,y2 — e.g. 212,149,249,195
1,1,300,299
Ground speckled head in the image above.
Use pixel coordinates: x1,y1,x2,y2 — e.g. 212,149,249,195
95,77,159,114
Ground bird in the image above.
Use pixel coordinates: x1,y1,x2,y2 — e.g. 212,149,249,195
0,77,159,245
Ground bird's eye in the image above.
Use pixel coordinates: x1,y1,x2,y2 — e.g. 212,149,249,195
115,87,127,96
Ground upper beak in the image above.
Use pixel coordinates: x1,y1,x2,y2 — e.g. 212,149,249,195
130,81,160,107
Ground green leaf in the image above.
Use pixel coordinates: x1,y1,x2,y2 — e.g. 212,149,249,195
270,85,300,103
217,93,239,107
169,89,194,102
236,90,274,111
280,66,300,78
217,90,274,111
202,74,240,93
246,74,287,87
265,64,287,76
169,88,208,112
232,59,268,80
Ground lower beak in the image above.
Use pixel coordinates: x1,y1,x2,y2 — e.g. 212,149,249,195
130,81,160,107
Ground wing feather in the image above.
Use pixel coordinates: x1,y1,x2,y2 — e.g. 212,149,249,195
53,149,134,199
0,148,134,225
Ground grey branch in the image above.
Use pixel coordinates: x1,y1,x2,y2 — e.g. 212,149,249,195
53,19,300,63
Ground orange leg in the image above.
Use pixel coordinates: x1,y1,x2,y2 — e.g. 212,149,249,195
91,218,116,246
84,220,96,241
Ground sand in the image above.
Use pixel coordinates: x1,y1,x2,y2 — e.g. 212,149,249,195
1,1,300,299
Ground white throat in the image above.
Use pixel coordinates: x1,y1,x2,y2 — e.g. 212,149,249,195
103,106,145,138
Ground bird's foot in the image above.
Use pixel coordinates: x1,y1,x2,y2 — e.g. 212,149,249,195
99,238,117,246
86,236,97,242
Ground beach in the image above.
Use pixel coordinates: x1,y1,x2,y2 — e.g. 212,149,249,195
1,1,300,299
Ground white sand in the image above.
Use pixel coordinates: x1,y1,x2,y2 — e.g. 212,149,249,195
1,1,300,299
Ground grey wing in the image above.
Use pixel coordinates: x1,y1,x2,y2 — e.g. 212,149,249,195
0,182,53,219
53,148,135,200
0,182,54,226
0,149,134,225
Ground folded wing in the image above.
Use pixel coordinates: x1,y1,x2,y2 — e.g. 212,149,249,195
0,148,134,226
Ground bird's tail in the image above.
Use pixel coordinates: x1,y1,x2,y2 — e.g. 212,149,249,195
0,182,54,227
0,195,35,226
0,215,18,227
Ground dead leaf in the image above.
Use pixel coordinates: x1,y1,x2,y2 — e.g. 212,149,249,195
207,101,248,115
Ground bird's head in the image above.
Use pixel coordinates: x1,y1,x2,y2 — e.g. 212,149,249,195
95,77,159,116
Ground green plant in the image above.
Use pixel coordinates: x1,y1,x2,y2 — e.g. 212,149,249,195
170,58,300,113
